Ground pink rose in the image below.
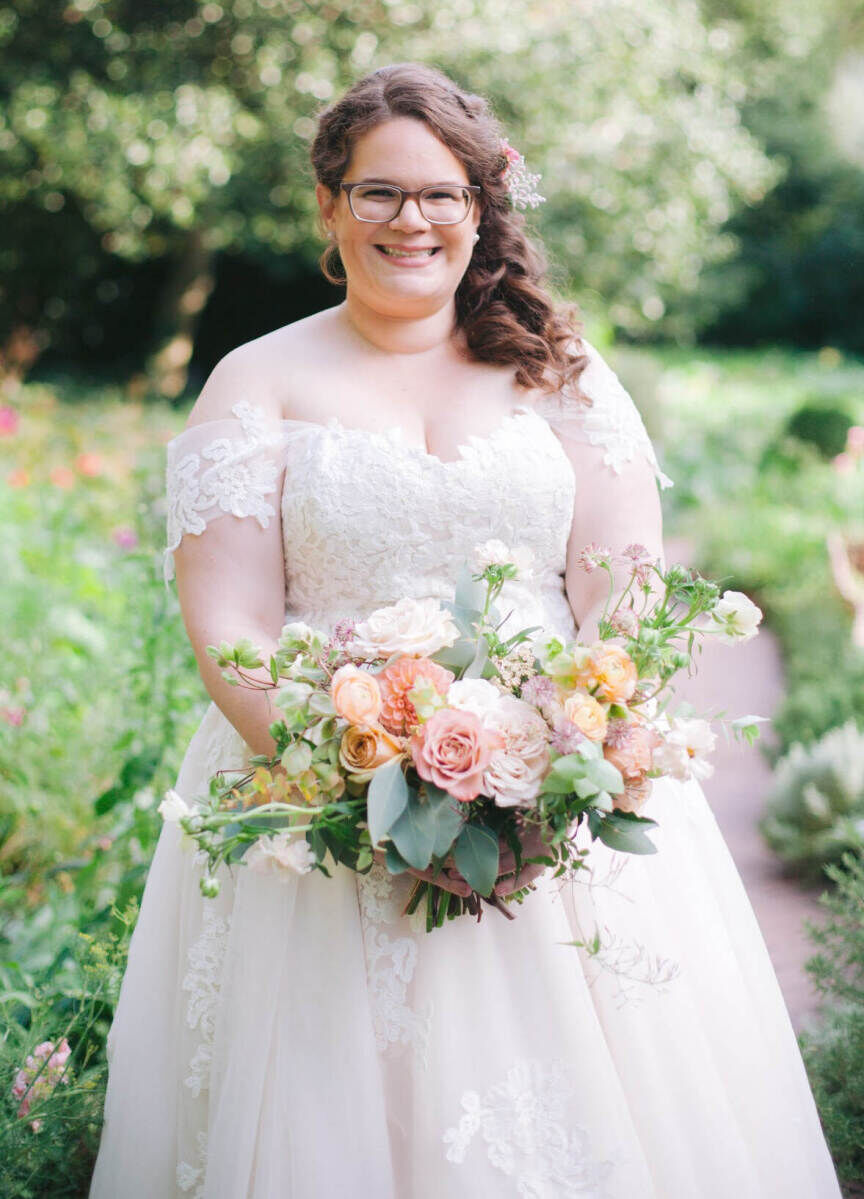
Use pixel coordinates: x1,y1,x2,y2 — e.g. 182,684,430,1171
410,707,504,802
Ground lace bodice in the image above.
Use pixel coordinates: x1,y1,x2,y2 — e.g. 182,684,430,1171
162,338,671,639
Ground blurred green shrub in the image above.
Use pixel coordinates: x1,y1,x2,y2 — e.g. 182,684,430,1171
785,400,854,460
798,851,864,1191
759,723,864,881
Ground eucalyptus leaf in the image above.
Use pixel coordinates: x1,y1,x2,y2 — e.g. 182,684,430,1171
423,783,467,857
440,600,484,638
388,788,438,870
432,639,478,672
366,757,409,846
463,636,490,680
385,842,411,874
596,818,658,854
454,562,487,610
452,823,499,896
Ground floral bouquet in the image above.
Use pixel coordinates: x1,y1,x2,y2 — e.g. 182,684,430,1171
160,541,765,932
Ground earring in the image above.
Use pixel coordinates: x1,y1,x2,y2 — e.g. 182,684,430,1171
326,230,336,241
472,232,479,244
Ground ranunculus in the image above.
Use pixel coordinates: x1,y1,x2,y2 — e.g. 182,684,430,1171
653,717,717,781
349,596,460,659
338,723,405,782
410,707,504,802
377,655,455,736
330,663,382,726
561,690,608,742
158,788,192,823
574,643,638,703
703,591,763,645
603,718,659,779
246,831,316,876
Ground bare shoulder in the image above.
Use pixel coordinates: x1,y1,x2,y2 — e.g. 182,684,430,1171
184,309,338,429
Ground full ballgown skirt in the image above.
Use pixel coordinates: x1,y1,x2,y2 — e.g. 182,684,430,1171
89,341,843,1198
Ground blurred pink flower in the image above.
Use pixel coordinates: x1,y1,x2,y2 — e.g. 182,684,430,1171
0,406,19,437
112,526,139,550
49,466,76,488
832,452,855,476
847,426,864,457
12,1038,72,1129
1,706,25,726
75,451,103,477
577,543,612,573
6,468,30,488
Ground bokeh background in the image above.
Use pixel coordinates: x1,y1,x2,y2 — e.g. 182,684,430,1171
2,2,863,1193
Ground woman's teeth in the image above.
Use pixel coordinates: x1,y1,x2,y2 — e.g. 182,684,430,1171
377,246,440,258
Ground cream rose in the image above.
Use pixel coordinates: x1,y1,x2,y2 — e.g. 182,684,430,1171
703,591,763,644
246,832,316,877
349,596,460,660
330,663,382,725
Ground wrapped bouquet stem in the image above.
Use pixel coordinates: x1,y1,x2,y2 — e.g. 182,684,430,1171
160,540,766,934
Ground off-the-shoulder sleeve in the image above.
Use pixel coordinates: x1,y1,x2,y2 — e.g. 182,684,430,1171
533,338,673,489
163,400,287,585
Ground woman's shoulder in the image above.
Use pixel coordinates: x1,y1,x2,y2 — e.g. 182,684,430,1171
184,311,336,430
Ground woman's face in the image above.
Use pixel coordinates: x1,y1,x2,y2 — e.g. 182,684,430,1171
316,116,482,319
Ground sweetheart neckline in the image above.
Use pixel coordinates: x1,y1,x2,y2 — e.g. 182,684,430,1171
275,402,546,469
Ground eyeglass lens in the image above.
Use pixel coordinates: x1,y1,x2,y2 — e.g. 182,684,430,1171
350,185,471,224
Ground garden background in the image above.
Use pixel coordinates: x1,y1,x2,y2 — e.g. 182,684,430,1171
1,0,863,1194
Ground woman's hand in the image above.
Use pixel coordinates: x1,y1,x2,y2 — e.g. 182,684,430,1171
492,821,554,897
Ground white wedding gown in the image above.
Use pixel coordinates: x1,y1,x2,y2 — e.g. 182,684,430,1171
89,341,843,1198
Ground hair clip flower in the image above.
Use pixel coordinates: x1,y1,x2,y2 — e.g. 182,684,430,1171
499,138,545,210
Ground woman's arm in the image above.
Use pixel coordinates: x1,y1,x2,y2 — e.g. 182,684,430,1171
170,355,288,758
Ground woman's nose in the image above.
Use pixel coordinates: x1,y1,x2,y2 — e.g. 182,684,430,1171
389,198,430,231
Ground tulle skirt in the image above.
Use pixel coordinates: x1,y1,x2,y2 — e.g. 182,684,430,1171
89,701,843,1198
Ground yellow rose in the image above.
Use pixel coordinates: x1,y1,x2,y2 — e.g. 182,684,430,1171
574,643,638,704
561,690,608,742
338,724,405,782
330,663,382,726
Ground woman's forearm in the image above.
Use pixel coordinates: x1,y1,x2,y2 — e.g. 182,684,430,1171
191,628,284,759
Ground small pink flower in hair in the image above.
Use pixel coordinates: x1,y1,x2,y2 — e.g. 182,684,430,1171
498,137,545,210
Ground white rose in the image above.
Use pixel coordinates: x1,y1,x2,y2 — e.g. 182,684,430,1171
445,678,505,721
349,596,460,659
246,832,316,877
653,717,717,782
704,591,763,644
474,539,535,580
484,749,549,808
158,788,192,823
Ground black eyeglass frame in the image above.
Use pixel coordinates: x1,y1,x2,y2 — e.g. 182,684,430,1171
339,182,482,225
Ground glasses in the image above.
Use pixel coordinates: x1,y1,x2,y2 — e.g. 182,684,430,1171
340,182,481,225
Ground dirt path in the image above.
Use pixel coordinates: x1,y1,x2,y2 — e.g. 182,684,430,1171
667,538,832,1035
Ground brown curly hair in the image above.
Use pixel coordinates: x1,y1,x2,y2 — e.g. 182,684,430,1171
309,62,589,399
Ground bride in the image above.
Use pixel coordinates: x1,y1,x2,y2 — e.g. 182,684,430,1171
89,62,843,1198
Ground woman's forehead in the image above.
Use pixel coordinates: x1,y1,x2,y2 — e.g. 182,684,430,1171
348,119,468,181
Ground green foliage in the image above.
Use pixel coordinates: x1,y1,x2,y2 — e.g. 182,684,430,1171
786,401,855,459
798,851,864,1189
759,723,864,881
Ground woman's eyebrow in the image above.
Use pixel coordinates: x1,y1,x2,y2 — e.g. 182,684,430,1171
355,177,464,186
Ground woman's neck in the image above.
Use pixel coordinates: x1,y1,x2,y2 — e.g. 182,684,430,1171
339,294,464,358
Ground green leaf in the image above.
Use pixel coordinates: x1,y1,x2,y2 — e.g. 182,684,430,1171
388,787,438,870
432,639,478,672
463,636,490,679
366,757,409,846
452,822,499,897
423,783,467,857
385,842,411,874
454,562,488,610
440,600,484,638
595,815,658,854
583,757,625,794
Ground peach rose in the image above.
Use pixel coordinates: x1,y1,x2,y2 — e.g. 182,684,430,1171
377,655,455,736
561,690,608,742
338,724,405,782
613,775,653,813
410,708,504,802
330,663,382,725
574,643,638,703
602,718,659,779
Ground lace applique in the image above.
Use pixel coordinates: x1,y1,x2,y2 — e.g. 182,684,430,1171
182,909,231,1099
163,399,285,583
442,1057,615,1198
535,340,673,490
177,1130,208,1196
356,863,433,1070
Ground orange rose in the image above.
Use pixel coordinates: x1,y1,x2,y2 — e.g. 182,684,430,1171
561,690,608,742
330,663,382,726
575,643,638,704
338,724,405,781
376,655,455,736
613,776,653,813
603,718,658,779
